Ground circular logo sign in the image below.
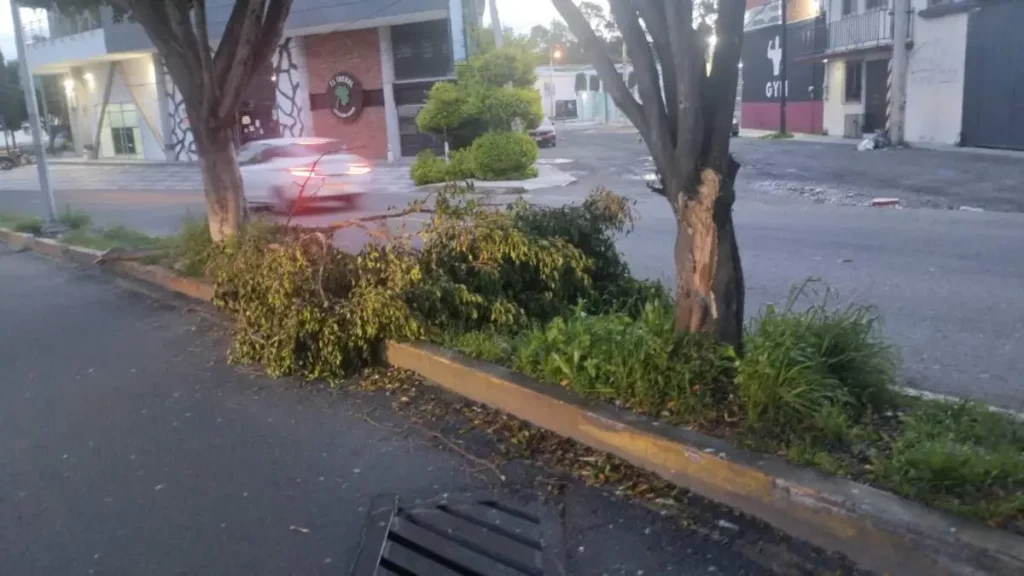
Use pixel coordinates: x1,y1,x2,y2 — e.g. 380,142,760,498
327,72,363,122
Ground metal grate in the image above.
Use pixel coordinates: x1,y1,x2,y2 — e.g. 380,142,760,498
351,494,563,576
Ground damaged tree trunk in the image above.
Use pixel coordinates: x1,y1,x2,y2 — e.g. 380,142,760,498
554,0,747,349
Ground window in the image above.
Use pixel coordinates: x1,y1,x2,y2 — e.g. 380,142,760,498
106,103,139,157
865,0,885,10
392,20,453,81
844,60,863,102
842,0,855,15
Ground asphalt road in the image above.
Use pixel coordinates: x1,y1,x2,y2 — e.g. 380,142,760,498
1,247,855,575
1,132,1022,410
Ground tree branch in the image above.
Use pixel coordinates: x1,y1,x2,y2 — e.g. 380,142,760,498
250,0,293,81
662,0,703,197
195,0,218,124
704,0,746,176
551,0,646,136
213,0,252,81
635,0,677,145
608,0,674,182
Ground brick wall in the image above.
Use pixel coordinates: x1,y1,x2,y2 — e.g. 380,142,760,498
305,28,388,160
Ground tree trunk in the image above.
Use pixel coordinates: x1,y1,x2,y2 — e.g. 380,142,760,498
194,127,247,242
672,166,744,349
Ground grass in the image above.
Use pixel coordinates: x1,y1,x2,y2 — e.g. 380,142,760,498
0,211,44,235
759,131,795,140
61,225,170,252
58,206,92,230
443,281,1024,532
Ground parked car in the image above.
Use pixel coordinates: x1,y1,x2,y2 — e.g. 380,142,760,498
529,117,557,148
237,137,373,213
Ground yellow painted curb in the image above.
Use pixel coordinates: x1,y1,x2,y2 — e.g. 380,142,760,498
0,227,213,302
386,341,1024,576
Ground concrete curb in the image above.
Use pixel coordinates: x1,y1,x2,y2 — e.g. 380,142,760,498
385,341,1024,576
0,227,214,302
6,226,1023,575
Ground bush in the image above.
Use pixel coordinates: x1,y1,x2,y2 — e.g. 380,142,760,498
410,151,449,185
416,82,466,139
512,303,737,424
172,215,214,277
447,148,475,181
410,150,475,186
737,281,898,438
471,131,538,181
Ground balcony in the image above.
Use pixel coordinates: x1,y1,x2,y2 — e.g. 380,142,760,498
808,9,914,56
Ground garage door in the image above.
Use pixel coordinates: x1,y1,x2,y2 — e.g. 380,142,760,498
961,2,1024,150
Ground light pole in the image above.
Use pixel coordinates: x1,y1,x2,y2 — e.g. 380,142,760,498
548,45,562,118
11,1,57,223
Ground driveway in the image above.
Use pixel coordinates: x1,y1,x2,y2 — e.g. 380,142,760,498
0,247,853,575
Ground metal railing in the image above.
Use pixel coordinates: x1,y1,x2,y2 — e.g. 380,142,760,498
22,8,101,45
809,8,914,55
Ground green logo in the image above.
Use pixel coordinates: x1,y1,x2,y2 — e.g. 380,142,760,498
334,84,350,107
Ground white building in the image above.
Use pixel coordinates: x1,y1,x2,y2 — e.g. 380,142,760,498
22,1,481,162
534,64,635,125
814,0,1024,149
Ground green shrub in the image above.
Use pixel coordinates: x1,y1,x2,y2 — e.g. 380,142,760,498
13,217,44,235
172,215,214,277
416,82,466,140
447,148,475,181
410,151,449,185
212,225,424,382
61,225,167,251
512,303,737,424
872,400,1024,523
471,131,538,181
473,86,543,132
737,281,898,438
58,206,92,230
410,150,475,185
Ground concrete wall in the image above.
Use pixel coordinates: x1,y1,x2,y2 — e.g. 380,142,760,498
823,59,864,137
904,12,968,145
61,55,165,160
305,28,388,159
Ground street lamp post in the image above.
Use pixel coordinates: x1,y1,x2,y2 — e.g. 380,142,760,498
11,1,57,223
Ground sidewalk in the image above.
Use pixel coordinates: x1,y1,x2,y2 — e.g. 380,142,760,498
0,248,843,574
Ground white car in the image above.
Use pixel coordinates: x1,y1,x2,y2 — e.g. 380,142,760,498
237,137,373,212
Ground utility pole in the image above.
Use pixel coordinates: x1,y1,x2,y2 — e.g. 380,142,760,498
11,1,57,223
489,0,503,48
889,0,910,145
779,0,788,135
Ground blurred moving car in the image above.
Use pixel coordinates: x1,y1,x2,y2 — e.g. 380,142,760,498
237,137,372,213
529,117,557,148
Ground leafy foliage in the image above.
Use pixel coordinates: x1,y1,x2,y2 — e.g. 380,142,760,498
409,150,475,186
417,45,543,150
212,187,651,381
513,303,737,425
470,131,538,181
737,281,898,437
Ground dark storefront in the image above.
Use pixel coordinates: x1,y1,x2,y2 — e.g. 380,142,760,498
741,19,824,134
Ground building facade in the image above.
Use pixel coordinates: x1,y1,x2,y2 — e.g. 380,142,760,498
24,0,482,162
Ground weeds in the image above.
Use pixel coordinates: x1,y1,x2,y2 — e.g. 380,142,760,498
0,212,44,235
61,225,167,251
170,215,214,276
58,206,92,230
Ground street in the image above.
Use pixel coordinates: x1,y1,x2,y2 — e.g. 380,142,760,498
0,247,856,575
1,129,1022,411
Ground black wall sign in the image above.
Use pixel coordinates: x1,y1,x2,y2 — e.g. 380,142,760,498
327,71,364,122
741,20,823,104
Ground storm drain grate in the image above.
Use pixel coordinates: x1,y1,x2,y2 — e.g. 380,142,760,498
350,493,564,576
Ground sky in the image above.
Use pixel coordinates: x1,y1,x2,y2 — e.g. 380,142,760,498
0,0,577,62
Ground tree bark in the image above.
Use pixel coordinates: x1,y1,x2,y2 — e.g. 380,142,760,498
193,126,247,242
